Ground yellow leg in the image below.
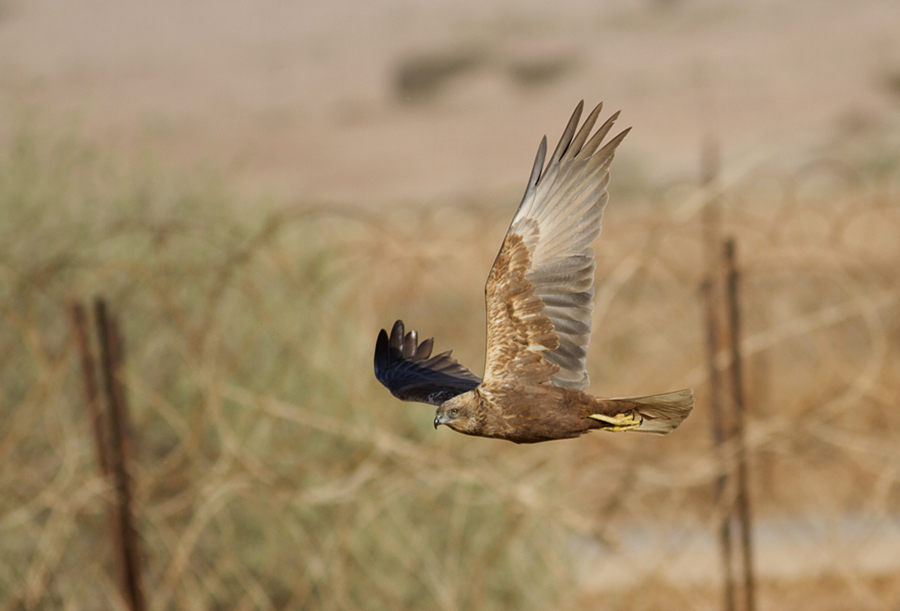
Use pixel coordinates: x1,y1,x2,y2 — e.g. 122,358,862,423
588,412,643,432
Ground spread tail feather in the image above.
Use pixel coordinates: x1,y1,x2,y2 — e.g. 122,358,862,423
589,388,694,435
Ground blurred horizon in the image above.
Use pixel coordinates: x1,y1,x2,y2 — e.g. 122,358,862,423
2,0,899,203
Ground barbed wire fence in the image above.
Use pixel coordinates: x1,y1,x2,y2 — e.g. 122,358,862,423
0,146,899,610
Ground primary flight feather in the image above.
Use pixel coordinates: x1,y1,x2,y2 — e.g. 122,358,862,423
374,102,694,444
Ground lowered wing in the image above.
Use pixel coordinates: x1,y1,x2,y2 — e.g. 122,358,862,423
483,102,629,389
374,320,482,406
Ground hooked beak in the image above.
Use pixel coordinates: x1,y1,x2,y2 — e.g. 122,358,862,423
433,413,442,429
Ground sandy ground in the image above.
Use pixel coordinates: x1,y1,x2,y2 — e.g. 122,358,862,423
577,513,900,590
1,0,899,203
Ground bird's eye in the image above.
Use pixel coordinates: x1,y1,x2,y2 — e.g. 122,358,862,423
450,408,459,417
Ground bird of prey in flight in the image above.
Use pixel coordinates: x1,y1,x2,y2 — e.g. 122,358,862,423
374,102,693,444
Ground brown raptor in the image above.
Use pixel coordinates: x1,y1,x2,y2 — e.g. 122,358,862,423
374,102,693,444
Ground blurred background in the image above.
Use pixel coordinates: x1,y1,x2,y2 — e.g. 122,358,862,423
2,0,900,609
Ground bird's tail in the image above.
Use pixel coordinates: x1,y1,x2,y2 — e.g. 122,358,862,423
588,388,694,435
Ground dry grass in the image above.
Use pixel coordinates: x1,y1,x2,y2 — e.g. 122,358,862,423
1,128,899,610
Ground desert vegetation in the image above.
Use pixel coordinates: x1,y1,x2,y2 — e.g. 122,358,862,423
1,117,899,610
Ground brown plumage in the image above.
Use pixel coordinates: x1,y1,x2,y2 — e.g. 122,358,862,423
374,102,693,444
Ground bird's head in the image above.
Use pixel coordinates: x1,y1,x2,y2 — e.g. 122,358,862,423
434,393,477,434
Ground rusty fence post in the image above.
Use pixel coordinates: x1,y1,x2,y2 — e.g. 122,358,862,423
701,277,737,611
724,240,756,611
93,299,147,611
70,303,110,478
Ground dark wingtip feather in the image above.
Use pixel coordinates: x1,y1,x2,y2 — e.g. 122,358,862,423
389,320,405,351
565,102,603,161
374,328,390,376
548,101,585,167
417,337,434,360
579,109,622,159
526,136,548,195
599,127,631,156
402,331,417,359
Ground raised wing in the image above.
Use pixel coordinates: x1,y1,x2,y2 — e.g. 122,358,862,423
483,102,629,389
374,320,482,406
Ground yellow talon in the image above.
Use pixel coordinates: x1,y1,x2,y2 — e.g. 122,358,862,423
588,412,643,431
